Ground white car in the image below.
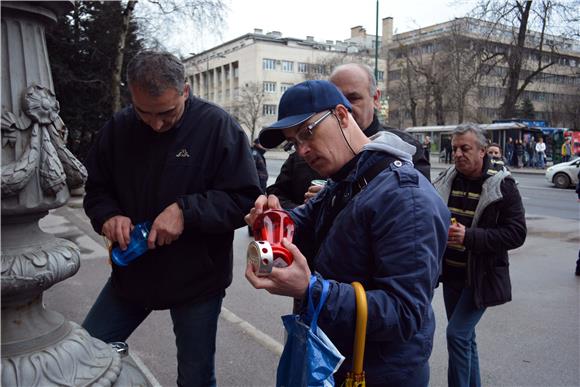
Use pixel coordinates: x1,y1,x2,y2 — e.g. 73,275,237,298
545,157,580,188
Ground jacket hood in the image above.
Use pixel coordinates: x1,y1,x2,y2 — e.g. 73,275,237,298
363,131,415,164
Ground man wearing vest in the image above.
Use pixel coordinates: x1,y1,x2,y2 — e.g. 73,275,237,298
433,123,527,387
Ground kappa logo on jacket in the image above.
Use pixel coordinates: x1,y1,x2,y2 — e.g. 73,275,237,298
176,149,190,158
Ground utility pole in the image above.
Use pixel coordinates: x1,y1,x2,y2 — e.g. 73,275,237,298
374,0,379,81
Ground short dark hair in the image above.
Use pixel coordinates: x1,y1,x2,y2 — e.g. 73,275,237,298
488,142,502,152
126,51,185,96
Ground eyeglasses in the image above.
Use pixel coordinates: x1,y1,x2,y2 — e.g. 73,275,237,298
284,110,333,153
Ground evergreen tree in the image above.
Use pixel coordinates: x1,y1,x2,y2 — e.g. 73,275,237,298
518,98,536,119
46,2,143,161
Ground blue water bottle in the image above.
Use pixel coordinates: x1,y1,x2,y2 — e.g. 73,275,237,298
111,222,152,266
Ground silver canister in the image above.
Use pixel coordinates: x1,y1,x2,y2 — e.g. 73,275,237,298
247,240,274,276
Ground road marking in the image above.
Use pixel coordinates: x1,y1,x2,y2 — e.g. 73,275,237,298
517,184,574,193
220,307,284,356
130,351,162,387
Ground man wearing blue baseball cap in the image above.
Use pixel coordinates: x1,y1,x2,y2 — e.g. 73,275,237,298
245,80,450,386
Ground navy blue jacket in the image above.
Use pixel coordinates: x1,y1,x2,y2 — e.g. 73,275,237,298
83,95,262,309
291,132,450,384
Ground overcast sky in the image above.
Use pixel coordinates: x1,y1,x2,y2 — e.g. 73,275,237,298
169,0,476,56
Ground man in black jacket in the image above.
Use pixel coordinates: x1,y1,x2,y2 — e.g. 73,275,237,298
267,63,430,208
433,123,526,387
82,51,261,386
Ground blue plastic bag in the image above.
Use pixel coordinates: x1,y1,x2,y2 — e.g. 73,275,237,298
276,276,345,387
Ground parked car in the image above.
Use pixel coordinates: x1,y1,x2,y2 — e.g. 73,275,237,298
545,157,580,188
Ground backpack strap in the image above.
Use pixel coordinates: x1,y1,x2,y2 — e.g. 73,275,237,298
352,156,398,196
314,156,400,249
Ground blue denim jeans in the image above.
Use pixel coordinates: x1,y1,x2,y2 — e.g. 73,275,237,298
82,278,223,387
443,283,486,387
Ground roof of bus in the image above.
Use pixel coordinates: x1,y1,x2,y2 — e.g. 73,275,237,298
405,122,537,133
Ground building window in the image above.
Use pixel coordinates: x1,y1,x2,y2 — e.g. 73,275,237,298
263,104,277,116
298,62,308,73
312,64,325,74
281,60,294,72
280,83,294,93
377,71,384,81
263,58,276,70
388,70,401,81
263,81,276,93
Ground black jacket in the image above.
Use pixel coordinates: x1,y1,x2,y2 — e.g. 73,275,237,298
84,95,262,309
266,115,431,209
251,145,268,192
434,158,527,308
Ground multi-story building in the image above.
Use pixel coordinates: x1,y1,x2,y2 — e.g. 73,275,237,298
382,17,580,129
183,27,388,138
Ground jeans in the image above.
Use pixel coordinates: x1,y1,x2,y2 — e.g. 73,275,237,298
83,278,223,387
536,152,545,168
443,283,486,387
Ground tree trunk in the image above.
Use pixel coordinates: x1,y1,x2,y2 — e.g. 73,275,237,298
404,56,417,126
422,81,432,126
500,0,532,118
111,0,137,113
433,85,445,125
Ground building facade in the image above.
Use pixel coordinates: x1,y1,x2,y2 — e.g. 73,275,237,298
383,17,580,129
184,27,387,139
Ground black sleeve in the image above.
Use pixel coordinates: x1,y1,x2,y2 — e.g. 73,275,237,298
178,116,262,232
464,178,527,253
386,128,431,181
83,119,123,234
266,153,320,209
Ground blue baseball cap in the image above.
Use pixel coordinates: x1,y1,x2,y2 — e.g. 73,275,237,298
258,80,352,148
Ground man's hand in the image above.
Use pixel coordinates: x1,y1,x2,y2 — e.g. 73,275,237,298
447,222,466,245
304,184,324,203
245,238,311,298
148,202,184,249
244,194,282,227
102,215,133,250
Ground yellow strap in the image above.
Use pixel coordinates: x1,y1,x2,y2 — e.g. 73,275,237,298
351,281,368,375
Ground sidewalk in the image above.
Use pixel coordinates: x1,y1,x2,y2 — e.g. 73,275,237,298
41,198,580,386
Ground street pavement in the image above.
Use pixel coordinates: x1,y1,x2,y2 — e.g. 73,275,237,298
41,156,579,386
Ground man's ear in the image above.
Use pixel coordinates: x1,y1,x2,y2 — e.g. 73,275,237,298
372,89,381,110
182,83,191,97
335,104,350,128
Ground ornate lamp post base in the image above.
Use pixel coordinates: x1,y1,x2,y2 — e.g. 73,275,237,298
1,2,153,385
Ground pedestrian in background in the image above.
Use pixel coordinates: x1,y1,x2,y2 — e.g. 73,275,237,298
443,137,453,164
433,123,527,387
535,137,546,168
487,142,508,172
562,138,572,163
82,50,261,386
266,62,430,209
423,135,432,162
515,139,524,168
251,138,268,192
247,80,449,386
576,169,580,276
506,137,514,167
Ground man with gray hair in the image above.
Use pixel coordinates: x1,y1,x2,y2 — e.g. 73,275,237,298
266,62,429,208
433,123,526,387
82,50,262,386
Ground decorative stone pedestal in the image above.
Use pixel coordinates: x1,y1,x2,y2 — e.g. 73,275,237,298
1,2,150,385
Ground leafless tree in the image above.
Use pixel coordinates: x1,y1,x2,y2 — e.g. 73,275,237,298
111,0,227,112
230,82,265,140
470,0,579,118
443,19,503,123
111,1,137,113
